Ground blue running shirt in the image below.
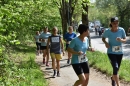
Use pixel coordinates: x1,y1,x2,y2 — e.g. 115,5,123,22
68,37,89,64
102,27,126,54
64,32,77,42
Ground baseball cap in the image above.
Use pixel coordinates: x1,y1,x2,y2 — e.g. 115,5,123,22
111,17,119,22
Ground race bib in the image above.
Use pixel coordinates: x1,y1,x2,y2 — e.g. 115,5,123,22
44,39,48,42
51,37,59,42
78,54,87,63
112,46,121,52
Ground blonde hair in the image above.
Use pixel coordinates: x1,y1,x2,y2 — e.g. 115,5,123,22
68,26,73,30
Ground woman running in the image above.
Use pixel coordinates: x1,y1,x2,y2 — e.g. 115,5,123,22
64,26,76,64
34,31,41,55
67,24,94,86
47,26,65,77
39,27,51,66
102,17,126,86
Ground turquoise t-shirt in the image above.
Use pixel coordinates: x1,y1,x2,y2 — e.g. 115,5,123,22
102,27,126,54
68,37,89,64
39,32,51,46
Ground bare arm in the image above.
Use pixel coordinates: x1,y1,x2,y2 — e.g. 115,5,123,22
60,38,65,55
67,47,79,55
117,37,126,43
60,38,64,51
102,37,107,44
102,37,110,48
47,38,50,57
121,38,126,43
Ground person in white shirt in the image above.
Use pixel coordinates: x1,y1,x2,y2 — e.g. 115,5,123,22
34,31,41,55
39,27,51,66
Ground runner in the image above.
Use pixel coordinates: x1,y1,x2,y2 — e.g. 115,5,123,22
47,26,65,77
102,17,126,86
39,27,51,66
64,26,76,64
67,24,94,86
34,31,41,55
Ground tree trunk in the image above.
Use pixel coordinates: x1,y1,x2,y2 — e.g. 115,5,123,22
58,0,78,36
59,0,68,36
82,3,91,47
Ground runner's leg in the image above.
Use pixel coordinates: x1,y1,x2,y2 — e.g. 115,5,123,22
50,53,56,77
108,54,122,86
81,62,89,86
43,48,47,64
74,74,86,86
55,54,62,76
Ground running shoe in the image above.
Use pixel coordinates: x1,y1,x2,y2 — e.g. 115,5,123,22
52,70,56,78
46,63,49,66
111,77,116,86
67,59,70,64
57,71,60,77
43,59,45,64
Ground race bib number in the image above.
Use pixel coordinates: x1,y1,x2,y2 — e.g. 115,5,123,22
51,37,59,42
78,54,87,63
112,46,121,52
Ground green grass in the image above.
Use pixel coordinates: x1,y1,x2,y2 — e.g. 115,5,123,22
0,43,48,86
87,51,130,82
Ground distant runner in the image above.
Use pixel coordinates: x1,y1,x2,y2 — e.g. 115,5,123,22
39,27,51,66
47,26,65,77
64,26,76,64
34,31,41,55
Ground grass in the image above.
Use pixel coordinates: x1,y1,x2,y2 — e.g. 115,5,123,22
0,43,48,86
87,51,130,82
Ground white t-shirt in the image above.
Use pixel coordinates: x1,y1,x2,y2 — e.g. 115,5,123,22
39,32,51,46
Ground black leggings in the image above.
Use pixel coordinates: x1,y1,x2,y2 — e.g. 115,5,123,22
107,54,123,75
36,42,41,50
72,62,89,75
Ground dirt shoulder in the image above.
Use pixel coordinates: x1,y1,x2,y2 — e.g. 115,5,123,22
35,54,130,86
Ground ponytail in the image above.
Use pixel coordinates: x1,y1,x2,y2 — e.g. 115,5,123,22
109,24,112,27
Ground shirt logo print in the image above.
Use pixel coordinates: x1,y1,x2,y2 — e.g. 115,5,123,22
51,37,59,42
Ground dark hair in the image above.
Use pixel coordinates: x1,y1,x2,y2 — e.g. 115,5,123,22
78,24,89,34
109,24,112,27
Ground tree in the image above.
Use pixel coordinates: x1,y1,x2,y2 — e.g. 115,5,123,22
95,0,130,30
81,0,91,47
53,0,78,35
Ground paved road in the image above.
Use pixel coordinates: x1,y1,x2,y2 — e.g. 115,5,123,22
90,32,130,59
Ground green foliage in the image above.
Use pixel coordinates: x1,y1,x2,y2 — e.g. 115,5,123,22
0,0,60,85
0,0,61,47
0,44,48,86
88,0,130,29
87,51,112,75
